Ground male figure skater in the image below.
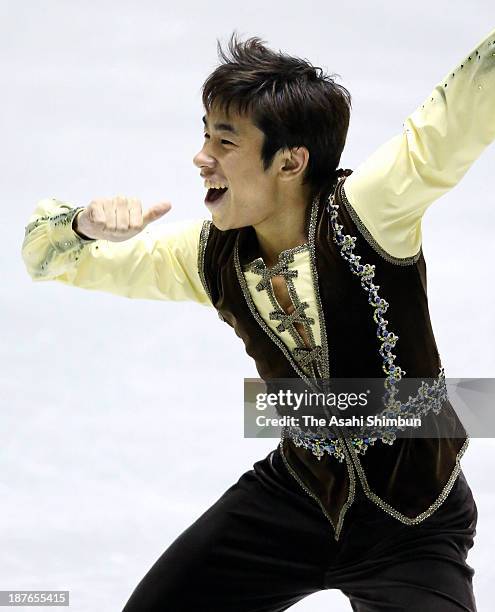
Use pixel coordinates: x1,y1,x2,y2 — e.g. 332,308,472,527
22,26,494,611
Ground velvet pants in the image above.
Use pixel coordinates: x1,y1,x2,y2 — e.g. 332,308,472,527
122,446,478,611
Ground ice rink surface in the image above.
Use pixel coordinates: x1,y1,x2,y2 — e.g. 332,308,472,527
2,1,494,609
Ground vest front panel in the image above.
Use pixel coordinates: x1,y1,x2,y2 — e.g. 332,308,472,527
198,174,468,540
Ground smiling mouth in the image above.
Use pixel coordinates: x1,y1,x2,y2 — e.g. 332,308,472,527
206,187,229,203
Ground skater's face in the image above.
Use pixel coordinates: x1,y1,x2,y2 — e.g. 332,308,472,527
193,104,306,231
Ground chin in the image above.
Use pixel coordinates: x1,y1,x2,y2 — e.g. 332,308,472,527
213,217,252,232
211,217,230,231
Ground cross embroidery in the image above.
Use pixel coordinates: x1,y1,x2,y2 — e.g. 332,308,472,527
293,345,323,367
246,259,298,292
245,251,325,378
269,302,315,333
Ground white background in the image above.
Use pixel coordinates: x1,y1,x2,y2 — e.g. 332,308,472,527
2,1,494,609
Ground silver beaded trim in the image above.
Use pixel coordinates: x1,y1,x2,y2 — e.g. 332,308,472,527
234,238,312,383
278,434,357,542
243,246,322,379
243,200,329,379
243,242,309,267
285,176,410,461
236,193,357,540
330,176,470,524
234,195,333,387
285,367,449,462
197,220,213,305
350,436,470,525
25,204,94,278
287,426,373,463
339,181,422,265
354,366,448,440
25,204,89,240
306,193,331,381
278,438,337,534
282,175,451,465
232,196,357,538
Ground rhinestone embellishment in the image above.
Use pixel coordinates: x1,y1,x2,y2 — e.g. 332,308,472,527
286,178,447,461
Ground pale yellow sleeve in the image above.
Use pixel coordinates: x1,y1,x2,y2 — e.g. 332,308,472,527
343,27,495,259
21,197,212,305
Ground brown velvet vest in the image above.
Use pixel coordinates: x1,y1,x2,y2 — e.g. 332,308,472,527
198,173,468,541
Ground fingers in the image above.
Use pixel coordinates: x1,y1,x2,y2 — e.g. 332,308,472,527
88,200,105,226
115,196,130,233
84,196,170,241
89,196,141,233
102,198,116,232
129,198,143,231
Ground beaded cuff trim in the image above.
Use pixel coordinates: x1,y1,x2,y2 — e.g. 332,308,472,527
25,204,95,277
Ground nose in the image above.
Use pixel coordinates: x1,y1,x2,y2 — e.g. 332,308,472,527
192,146,216,169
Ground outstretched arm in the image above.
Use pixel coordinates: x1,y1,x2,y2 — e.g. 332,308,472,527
343,26,495,259
21,197,212,305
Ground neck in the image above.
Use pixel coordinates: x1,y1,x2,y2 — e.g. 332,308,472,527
253,192,314,268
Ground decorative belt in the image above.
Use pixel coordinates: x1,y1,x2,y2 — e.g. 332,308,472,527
284,369,449,462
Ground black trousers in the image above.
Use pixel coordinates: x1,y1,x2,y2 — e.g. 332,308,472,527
122,446,478,611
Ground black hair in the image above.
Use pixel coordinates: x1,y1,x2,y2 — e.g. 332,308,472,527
201,32,352,202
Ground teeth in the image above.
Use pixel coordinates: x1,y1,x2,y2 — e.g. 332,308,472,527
204,179,228,190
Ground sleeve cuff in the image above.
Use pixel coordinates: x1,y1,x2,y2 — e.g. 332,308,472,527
48,205,97,251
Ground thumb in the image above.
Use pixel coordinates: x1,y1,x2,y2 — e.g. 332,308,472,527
143,201,172,226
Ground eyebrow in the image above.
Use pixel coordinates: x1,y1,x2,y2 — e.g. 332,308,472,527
202,115,240,136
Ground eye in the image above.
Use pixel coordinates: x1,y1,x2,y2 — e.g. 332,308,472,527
203,133,234,146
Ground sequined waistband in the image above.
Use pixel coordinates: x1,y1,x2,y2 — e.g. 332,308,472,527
284,372,449,462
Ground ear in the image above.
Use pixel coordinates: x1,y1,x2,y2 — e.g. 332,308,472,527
279,146,310,182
